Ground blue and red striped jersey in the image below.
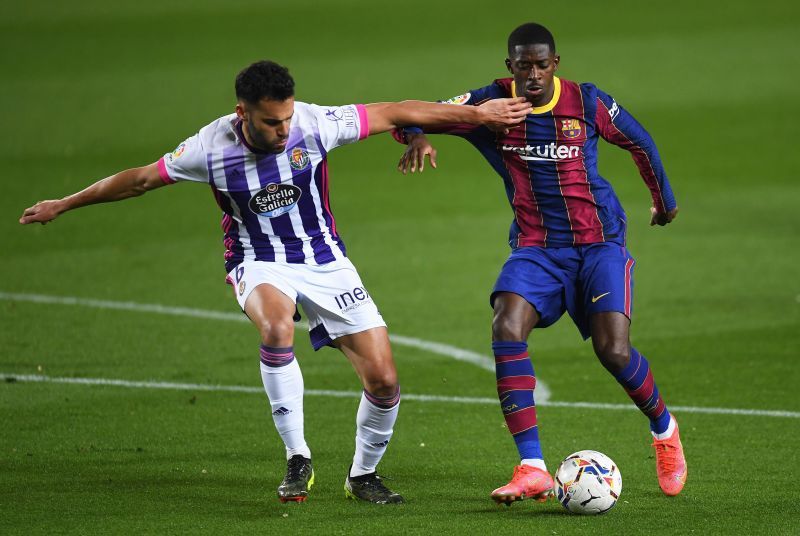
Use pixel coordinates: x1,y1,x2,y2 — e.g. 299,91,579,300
397,77,676,248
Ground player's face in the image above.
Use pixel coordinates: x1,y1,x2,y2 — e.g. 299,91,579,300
505,44,560,106
236,97,295,153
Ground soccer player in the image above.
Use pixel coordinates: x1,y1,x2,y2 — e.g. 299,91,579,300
19,60,531,504
394,23,687,502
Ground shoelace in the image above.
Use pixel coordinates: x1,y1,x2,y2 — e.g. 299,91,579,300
653,441,678,472
512,465,537,479
286,458,309,480
359,474,393,493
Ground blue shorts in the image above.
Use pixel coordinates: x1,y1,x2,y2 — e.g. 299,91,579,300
491,243,636,340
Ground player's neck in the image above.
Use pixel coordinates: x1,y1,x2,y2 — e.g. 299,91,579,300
236,119,270,154
239,120,256,147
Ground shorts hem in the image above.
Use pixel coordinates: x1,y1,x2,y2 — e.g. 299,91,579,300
309,320,387,351
490,289,555,329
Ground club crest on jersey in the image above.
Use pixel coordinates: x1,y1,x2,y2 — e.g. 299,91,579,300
443,92,471,105
561,119,582,138
249,183,302,218
289,147,310,171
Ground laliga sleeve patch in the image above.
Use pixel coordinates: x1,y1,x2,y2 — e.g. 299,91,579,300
167,142,186,163
443,92,471,105
249,183,302,218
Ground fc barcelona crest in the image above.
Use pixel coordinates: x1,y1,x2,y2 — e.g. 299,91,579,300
561,119,582,139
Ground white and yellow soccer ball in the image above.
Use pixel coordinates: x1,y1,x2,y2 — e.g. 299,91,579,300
554,450,622,515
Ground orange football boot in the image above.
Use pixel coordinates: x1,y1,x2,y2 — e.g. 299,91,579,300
652,418,687,496
491,464,554,505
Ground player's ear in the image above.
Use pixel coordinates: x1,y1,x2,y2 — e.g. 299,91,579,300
235,102,246,120
553,55,560,72
505,58,513,74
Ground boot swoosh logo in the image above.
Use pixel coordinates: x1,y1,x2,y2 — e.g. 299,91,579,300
591,292,611,303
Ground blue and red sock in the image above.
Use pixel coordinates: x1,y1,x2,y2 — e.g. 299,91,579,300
614,347,671,434
492,341,542,461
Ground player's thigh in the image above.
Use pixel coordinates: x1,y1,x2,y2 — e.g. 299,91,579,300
491,247,570,334
491,292,540,340
228,261,298,344
297,258,387,352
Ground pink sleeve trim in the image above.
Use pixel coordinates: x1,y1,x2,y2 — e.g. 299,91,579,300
355,104,369,140
157,157,176,184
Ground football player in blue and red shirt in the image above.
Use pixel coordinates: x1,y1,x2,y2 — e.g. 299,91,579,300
395,22,687,503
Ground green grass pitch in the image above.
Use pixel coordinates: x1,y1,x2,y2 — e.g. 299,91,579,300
2,1,799,534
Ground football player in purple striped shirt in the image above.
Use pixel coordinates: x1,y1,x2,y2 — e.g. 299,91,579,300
395,22,687,503
19,60,531,504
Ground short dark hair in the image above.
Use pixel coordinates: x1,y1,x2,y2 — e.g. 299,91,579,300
507,23,556,55
235,60,295,104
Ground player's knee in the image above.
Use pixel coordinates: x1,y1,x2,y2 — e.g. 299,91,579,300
363,369,398,398
594,339,630,374
492,313,527,341
257,318,294,347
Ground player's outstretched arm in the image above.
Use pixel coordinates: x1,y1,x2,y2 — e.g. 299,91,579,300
365,98,531,137
19,162,165,225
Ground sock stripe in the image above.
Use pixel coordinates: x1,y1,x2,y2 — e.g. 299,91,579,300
260,345,295,367
491,341,529,356
364,387,400,409
505,407,538,435
494,352,529,363
497,375,536,393
260,345,293,354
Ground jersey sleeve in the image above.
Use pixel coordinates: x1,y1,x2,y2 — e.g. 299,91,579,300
391,83,501,144
310,104,369,152
157,133,209,184
594,88,676,213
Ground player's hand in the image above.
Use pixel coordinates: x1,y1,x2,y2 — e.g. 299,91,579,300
397,134,437,174
477,97,532,133
650,206,678,226
19,199,65,225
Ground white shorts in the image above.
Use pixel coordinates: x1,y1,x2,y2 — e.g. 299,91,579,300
226,258,386,350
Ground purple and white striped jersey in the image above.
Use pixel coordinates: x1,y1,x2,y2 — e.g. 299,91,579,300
157,102,369,272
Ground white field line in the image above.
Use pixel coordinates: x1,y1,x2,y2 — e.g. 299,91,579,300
3,373,799,419
0,291,551,402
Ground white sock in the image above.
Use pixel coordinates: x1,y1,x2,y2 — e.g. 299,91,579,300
651,415,677,440
350,390,400,477
259,356,310,460
521,458,548,471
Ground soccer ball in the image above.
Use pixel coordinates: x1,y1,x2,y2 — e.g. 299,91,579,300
554,450,622,515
